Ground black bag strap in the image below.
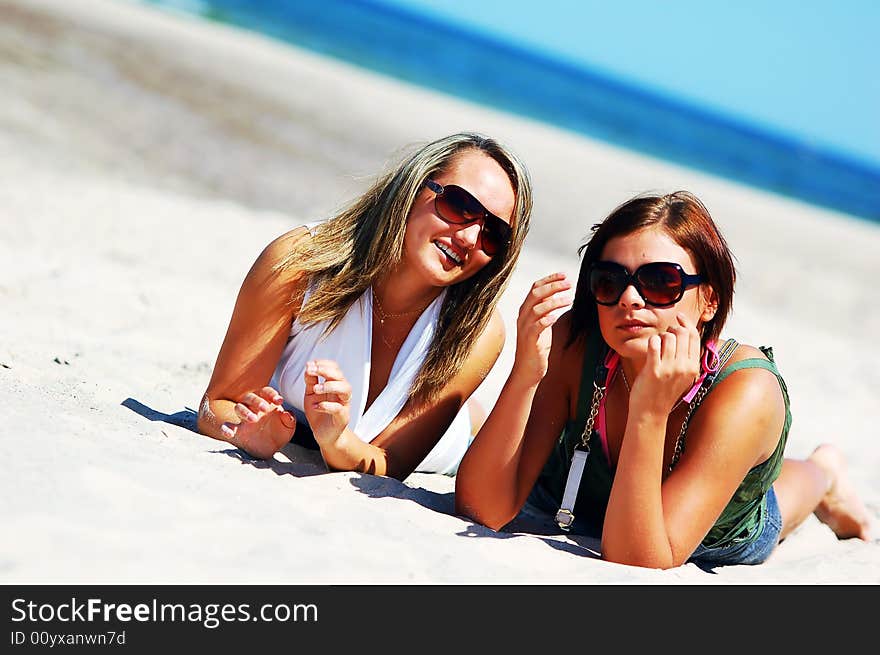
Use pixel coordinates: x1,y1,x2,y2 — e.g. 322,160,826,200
571,328,605,438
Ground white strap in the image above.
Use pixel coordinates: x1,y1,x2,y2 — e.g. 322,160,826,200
555,448,589,530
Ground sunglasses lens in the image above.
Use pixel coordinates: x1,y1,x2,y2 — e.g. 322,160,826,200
434,184,510,256
590,265,626,304
636,263,684,305
480,216,511,256
435,185,486,224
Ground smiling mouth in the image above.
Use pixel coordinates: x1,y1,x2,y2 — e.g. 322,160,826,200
434,241,463,266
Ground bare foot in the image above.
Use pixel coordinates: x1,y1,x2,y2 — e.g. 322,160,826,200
809,444,873,541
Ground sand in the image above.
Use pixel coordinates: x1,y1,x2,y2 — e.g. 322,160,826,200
1,0,877,584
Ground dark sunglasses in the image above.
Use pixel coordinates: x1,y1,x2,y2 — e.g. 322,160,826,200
589,261,704,307
425,179,511,256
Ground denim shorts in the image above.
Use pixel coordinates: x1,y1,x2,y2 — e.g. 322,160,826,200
688,486,782,567
513,483,782,567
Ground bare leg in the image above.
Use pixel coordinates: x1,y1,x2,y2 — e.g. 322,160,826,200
774,457,829,541
774,444,872,541
809,444,872,540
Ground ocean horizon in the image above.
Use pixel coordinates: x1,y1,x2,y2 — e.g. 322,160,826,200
136,0,880,223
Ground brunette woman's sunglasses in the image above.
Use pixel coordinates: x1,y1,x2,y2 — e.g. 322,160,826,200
425,179,511,256
589,261,704,307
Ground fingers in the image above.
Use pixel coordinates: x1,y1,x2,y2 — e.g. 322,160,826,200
533,293,574,322
647,334,662,369
671,313,701,377
276,409,297,430
222,409,296,436
304,360,352,411
233,396,264,422
258,386,284,406
311,380,352,399
520,273,573,327
305,359,347,383
523,273,572,308
233,389,283,423
638,316,704,413
660,331,678,360
652,314,701,382
652,318,697,361
309,400,349,415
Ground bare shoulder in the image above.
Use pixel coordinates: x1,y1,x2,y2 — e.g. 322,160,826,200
715,341,781,393
242,226,313,294
483,307,506,347
257,225,313,272
726,342,768,363
226,226,316,327
705,341,785,441
204,226,316,402
465,307,506,372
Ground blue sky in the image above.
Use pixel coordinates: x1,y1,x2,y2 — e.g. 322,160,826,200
377,0,880,168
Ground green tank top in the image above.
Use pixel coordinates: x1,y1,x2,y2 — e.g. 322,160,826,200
533,332,792,549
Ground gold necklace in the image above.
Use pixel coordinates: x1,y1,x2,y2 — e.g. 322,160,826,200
619,366,631,393
371,289,429,350
371,288,428,326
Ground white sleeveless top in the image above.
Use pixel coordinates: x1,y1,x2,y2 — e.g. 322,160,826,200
270,227,472,475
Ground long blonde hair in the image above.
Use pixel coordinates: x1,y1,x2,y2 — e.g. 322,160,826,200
277,132,532,401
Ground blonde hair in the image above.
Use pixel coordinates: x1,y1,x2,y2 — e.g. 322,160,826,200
277,132,532,400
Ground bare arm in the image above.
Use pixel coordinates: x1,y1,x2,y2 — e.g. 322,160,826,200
455,273,575,529
197,227,310,458
602,331,786,569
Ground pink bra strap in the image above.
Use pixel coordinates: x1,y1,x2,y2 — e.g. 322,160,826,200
597,340,719,462
682,339,719,403
595,350,619,464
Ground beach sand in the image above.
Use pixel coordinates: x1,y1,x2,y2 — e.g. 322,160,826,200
1,0,877,584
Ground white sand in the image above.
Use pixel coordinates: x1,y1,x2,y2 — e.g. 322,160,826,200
1,0,877,584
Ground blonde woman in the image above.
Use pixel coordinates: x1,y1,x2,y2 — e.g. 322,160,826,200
197,133,531,478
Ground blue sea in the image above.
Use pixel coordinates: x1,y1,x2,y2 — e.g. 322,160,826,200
137,0,880,222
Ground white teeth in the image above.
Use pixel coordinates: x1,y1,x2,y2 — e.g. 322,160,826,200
435,241,462,265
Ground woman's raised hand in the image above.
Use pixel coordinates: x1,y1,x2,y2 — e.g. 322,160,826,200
632,312,702,416
511,272,573,386
303,359,352,447
221,386,297,459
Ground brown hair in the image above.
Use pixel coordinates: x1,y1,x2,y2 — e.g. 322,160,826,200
569,191,736,347
277,132,532,401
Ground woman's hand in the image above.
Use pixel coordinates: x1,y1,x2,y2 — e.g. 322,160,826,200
510,272,573,386
630,313,702,416
303,359,352,447
221,386,297,459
